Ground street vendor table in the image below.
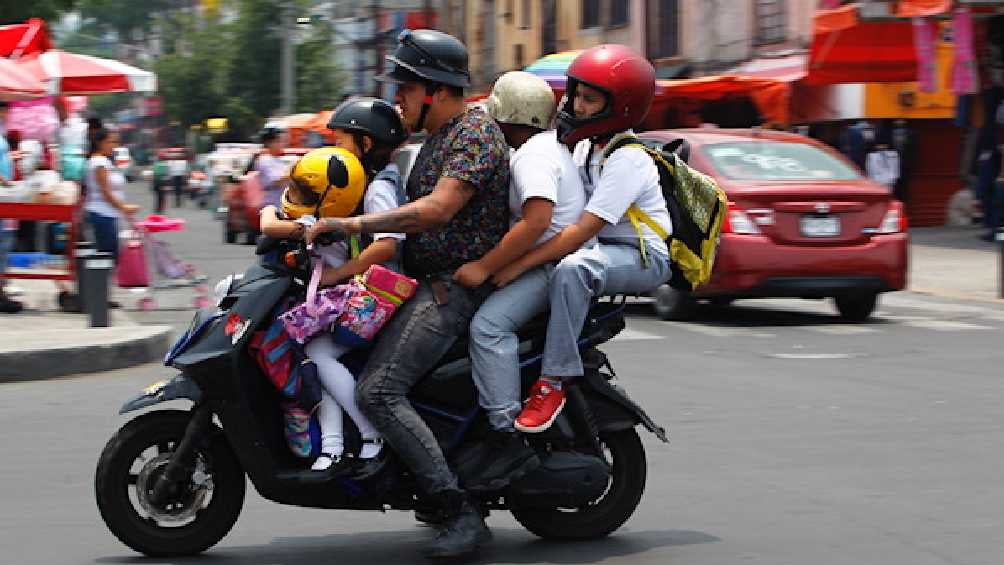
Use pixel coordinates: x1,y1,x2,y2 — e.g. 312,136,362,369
0,202,79,281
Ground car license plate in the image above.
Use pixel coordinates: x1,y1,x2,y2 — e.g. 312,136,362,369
800,215,840,237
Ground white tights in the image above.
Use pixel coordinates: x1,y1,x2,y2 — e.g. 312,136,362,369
304,335,381,459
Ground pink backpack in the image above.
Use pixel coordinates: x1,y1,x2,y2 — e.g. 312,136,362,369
116,236,150,288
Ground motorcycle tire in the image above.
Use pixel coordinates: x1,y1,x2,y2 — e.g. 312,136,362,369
95,410,245,557
511,429,646,540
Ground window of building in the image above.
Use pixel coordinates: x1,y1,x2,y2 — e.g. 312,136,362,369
582,0,600,29
514,43,525,68
610,0,629,27
521,0,531,29
754,0,787,46
647,0,679,59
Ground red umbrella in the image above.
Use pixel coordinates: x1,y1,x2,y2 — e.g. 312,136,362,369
0,18,52,58
15,49,157,95
0,57,46,101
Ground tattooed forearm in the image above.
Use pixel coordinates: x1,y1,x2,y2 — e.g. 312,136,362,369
358,206,427,234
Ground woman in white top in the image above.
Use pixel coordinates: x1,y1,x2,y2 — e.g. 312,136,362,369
85,128,138,264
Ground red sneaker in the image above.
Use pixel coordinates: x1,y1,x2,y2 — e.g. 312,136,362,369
515,379,567,433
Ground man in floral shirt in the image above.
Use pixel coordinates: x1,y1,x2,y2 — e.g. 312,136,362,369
307,29,509,558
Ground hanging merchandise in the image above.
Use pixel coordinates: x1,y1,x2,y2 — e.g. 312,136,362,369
952,8,979,95
913,17,938,93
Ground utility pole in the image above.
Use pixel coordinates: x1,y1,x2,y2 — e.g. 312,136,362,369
280,0,296,115
373,0,383,98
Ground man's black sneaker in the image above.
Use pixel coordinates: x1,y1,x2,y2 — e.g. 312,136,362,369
422,493,491,559
463,430,540,492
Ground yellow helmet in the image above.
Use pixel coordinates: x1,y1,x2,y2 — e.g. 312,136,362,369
281,147,366,219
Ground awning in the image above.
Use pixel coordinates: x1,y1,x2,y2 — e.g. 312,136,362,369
648,75,793,126
805,5,917,86
728,53,806,82
16,50,157,95
0,18,52,59
895,0,952,17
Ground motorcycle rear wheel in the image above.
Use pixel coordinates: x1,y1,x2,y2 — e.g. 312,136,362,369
511,429,646,540
95,410,245,557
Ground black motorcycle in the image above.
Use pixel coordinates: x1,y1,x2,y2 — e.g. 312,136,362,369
94,240,669,557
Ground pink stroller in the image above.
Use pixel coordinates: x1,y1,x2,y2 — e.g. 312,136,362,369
120,215,210,311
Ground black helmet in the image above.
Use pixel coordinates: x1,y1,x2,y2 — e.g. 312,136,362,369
379,29,471,88
327,97,408,147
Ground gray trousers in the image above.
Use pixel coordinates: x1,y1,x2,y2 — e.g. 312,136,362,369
469,265,552,431
356,278,488,497
542,243,671,378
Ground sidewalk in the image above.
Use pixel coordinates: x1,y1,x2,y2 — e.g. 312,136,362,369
0,279,172,382
909,225,1003,302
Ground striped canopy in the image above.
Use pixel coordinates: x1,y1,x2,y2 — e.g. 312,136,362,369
523,50,581,92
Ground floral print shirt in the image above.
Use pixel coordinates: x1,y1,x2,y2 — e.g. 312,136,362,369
403,107,511,276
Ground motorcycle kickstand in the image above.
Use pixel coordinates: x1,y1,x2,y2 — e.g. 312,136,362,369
149,403,213,506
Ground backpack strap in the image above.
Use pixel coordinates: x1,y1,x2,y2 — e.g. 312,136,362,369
349,234,361,259
598,134,674,267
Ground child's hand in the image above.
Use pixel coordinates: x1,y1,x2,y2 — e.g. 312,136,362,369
453,261,490,288
491,262,526,288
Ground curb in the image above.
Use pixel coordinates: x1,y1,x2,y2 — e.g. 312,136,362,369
0,326,174,383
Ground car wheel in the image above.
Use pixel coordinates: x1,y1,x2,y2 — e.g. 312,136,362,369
653,284,696,321
834,293,878,322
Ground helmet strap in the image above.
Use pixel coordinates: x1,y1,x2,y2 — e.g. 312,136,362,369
415,83,438,132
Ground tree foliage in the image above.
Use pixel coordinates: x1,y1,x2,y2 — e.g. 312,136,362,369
0,0,77,25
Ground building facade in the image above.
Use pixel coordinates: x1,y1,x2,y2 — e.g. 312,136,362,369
445,0,818,90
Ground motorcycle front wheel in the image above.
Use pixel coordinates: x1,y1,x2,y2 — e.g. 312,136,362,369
95,410,245,557
511,429,647,540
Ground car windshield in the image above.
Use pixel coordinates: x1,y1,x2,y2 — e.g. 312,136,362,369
701,141,862,181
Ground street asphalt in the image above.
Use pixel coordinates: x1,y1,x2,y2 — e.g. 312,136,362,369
1,182,1002,564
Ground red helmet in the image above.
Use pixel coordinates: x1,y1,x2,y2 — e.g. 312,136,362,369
556,44,656,145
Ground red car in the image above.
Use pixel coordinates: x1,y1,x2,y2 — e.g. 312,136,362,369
639,128,908,321
223,148,308,244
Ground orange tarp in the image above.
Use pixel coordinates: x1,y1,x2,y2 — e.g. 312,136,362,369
648,75,792,126
895,0,953,17
805,5,917,86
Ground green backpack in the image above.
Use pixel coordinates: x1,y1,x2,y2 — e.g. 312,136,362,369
600,133,727,290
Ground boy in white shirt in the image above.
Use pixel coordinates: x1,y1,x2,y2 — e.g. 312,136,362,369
490,45,672,433
452,71,587,490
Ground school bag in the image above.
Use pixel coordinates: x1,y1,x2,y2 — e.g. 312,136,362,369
600,132,727,290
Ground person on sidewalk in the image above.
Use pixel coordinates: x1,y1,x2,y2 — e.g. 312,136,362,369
85,128,139,309
307,29,509,559
0,101,24,314
490,45,672,434
865,141,901,192
454,71,587,490
256,128,291,210
167,149,189,208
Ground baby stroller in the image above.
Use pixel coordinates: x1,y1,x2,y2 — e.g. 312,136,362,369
117,214,211,311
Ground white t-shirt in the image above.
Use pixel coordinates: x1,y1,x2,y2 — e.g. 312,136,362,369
509,130,587,245
573,137,671,257
84,155,127,218
865,149,900,189
167,158,188,177
315,164,406,268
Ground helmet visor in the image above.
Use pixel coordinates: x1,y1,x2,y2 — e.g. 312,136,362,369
287,177,321,206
